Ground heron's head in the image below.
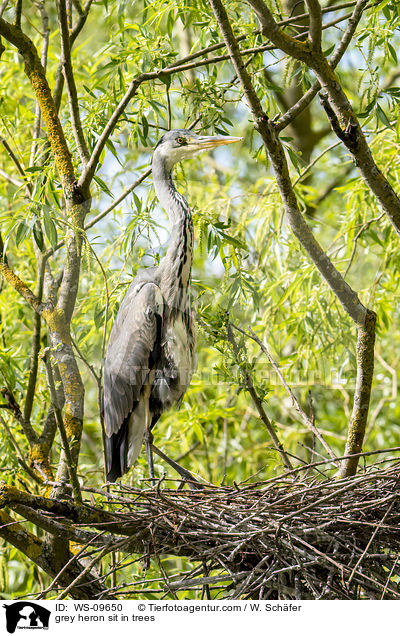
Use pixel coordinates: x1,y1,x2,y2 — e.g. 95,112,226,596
153,129,242,170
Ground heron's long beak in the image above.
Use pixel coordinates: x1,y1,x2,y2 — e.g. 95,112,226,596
194,135,242,149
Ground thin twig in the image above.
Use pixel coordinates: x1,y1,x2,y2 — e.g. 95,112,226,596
57,0,90,164
226,323,294,470
347,498,396,584
231,323,337,460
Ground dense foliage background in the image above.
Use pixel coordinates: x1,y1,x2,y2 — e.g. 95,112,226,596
0,0,399,599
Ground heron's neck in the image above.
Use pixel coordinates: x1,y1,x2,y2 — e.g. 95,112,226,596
152,155,194,308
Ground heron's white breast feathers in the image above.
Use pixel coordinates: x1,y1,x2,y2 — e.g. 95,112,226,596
164,313,196,390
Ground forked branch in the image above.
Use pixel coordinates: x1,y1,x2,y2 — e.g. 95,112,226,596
210,0,376,475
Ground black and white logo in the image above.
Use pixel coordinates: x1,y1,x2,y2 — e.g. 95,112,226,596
3,602,50,633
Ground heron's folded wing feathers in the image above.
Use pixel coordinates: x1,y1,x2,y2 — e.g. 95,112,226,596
103,281,164,437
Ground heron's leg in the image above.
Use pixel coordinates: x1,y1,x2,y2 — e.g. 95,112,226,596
151,443,204,490
144,429,156,487
143,388,156,487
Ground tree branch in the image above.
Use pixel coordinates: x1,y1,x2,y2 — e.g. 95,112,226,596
231,324,337,460
53,0,94,111
78,76,145,190
226,323,294,470
2,469,400,599
0,12,89,502
14,0,21,28
0,484,120,532
338,310,376,477
23,256,45,423
41,348,82,503
0,167,24,187
0,508,112,598
0,413,42,482
29,0,50,167
2,387,37,443
75,4,360,192
0,16,76,196
247,0,312,62
210,0,376,476
276,0,369,132
1,137,27,180
0,255,44,313
210,0,367,325
13,504,118,547
250,0,400,237
57,0,90,165
317,84,400,236
305,0,322,50
0,0,9,18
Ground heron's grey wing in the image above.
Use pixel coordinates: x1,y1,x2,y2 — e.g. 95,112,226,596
103,280,164,438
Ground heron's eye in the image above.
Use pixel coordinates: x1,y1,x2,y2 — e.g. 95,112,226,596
176,137,185,145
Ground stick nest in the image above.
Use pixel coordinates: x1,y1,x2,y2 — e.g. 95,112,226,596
89,457,400,599
5,457,400,599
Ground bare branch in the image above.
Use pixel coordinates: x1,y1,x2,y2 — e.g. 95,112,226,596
0,1,10,18
29,0,50,166
78,76,145,190
1,137,26,180
56,544,115,600
57,0,90,164
250,0,400,238
3,465,400,599
37,530,109,599
210,0,376,475
317,86,400,237
247,0,312,62
305,0,322,50
292,139,342,186
0,506,111,599
40,407,58,447
0,12,89,496
13,504,116,548
14,0,21,27
71,0,83,14
151,444,208,487
53,0,94,110
347,498,395,584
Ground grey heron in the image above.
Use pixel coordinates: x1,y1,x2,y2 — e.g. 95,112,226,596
103,129,241,482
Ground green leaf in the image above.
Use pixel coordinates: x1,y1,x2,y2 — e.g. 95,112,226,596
33,223,44,252
376,103,392,128
373,0,392,13
24,166,43,173
15,221,28,247
387,42,398,64
42,207,57,248
93,176,114,197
